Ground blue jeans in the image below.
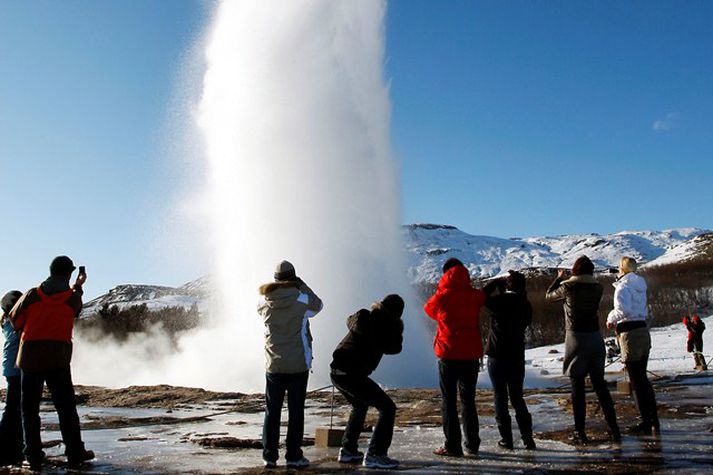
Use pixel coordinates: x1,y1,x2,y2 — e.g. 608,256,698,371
262,371,308,463
438,359,479,453
0,376,23,464
21,367,86,463
487,357,532,442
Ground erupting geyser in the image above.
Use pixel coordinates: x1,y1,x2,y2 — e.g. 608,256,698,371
199,0,433,389
71,0,434,391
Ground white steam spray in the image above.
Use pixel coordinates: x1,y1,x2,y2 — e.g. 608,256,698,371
71,0,434,391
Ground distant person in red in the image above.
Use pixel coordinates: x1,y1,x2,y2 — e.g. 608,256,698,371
424,258,486,457
9,256,94,471
683,314,707,370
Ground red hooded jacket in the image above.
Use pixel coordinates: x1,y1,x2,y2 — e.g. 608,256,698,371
424,265,486,360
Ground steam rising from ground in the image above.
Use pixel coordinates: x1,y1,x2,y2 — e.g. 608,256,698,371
71,1,434,391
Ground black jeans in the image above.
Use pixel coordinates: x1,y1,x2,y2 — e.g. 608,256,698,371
21,367,86,463
625,356,659,429
0,376,23,464
262,371,308,463
570,371,618,433
487,357,533,443
438,359,479,453
330,372,396,456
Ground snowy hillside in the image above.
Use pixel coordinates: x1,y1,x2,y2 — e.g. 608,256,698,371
83,225,710,316
404,224,708,284
81,282,207,317
644,232,713,268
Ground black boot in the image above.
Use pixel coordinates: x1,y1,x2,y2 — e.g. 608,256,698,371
516,412,535,450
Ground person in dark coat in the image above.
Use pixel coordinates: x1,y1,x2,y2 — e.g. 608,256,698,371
424,258,486,457
0,291,24,466
546,256,620,444
330,294,404,470
483,271,536,450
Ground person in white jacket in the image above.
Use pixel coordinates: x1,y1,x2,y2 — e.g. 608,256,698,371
607,257,660,435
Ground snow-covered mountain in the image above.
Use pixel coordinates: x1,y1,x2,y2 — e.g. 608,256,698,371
83,225,710,316
82,279,209,317
404,224,707,284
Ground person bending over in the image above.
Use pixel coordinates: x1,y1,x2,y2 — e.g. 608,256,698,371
330,294,404,470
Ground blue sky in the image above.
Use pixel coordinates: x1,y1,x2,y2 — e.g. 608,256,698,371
1,1,711,297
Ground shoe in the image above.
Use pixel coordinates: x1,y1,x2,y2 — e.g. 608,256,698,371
497,439,514,450
67,449,95,468
433,446,463,457
363,453,399,469
570,430,589,445
338,447,364,464
263,459,277,468
286,456,309,468
523,437,537,450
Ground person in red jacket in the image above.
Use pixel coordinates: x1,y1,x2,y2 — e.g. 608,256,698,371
424,258,486,457
9,256,94,471
683,314,707,370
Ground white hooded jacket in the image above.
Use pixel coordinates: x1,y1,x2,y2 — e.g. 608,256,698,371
607,272,648,326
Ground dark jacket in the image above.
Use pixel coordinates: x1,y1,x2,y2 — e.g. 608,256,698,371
330,303,403,377
9,277,83,372
483,281,532,359
424,266,486,360
545,275,603,333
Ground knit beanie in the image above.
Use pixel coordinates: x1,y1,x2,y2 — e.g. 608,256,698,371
381,294,404,318
50,255,75,277
274,260,297,281
442,257,464,274
1,290,22,313
572,256,595,276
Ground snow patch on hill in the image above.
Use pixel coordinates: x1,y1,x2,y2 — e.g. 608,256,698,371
404,224,707,284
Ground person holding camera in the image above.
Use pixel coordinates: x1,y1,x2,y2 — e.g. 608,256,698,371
330,294,404,469
257,260,323,469
546,255,620,444
0,290,24,466
606,256,659,435
483,271,536,450
425,258,486,457
9,256,94,470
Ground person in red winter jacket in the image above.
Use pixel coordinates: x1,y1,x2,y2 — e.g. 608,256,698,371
424,258,486,457
683,315,707,370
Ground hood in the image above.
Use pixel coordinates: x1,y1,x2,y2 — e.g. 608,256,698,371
40,276,71,296
259,281,300,310
614,272,647,294
437,265,472,291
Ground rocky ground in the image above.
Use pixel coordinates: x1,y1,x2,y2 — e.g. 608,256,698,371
0,372,711,474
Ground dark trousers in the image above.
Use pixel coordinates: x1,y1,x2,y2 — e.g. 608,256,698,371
625,357,659,429
487,357,533,443
330,372,396,456
262,371,308,463
438,359,479,453
0,376,23,464
570,372,618,433
21,367,85,463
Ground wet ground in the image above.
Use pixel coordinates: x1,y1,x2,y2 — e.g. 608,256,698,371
1,373,712,474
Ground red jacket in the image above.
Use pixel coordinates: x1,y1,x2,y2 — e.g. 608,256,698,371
424,265,486,360
10,285,83,371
